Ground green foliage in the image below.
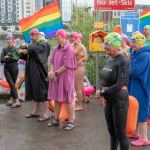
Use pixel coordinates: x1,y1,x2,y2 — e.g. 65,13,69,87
71,5,95,50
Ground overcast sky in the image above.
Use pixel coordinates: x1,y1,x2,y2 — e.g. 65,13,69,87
74,0,150,6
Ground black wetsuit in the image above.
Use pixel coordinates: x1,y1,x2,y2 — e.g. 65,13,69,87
100,53,129,150
1,46,19,99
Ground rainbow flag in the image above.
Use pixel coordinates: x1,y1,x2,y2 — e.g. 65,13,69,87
140,8,150,31
19,1,64,43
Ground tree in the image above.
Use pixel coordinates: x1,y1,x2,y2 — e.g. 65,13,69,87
71,5,95,50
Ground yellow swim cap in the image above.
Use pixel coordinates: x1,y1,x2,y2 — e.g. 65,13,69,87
104,32,122,48
131,32,145,46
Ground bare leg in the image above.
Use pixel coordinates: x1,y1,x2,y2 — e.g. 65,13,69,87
67,101,75,123
72,99,76,121
43,101,49,118
134,123,139,135
32,102,40,115
75,67,85,111
139,122,149,141
54,101,61,119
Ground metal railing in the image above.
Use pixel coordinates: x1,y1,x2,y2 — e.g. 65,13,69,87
85,52,105,89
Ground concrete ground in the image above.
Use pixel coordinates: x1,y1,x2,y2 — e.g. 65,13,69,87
0,100,150,150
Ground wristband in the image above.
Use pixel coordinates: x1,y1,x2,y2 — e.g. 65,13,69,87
54,71,59,77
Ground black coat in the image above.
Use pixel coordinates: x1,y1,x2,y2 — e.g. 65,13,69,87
24,42,48,102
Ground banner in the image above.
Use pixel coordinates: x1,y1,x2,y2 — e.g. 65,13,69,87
121,12,140,37
94,0,135,10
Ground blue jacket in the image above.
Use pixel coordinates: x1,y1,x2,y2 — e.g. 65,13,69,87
128,46,150,116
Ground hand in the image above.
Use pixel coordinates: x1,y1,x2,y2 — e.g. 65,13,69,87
4,55,9,59
95,90,100,98
98,96,106,107
21,43,28,49
17,49,23,54
48,71,55,79
22,50,28,55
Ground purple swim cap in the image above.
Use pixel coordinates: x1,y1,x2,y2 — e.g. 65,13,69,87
6,34,14,40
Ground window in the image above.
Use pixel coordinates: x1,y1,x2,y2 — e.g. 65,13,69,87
26,2,30,5
26,6,30,9
26,10,30,13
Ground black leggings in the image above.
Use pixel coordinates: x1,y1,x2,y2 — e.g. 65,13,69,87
104,90,129,150
4,65,18,99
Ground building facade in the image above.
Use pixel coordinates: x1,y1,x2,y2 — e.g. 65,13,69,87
35,0,43,12
43,0,72,22
0,0,35,26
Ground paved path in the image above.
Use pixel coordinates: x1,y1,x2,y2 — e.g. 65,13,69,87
0,100,150,150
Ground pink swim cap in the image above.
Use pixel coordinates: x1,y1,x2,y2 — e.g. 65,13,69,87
56,29,67,39
71,32,82,41
77,33,82,41
30,28,40,35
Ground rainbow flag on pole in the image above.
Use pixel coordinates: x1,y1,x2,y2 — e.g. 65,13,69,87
19,1,64,43
140,8,150,31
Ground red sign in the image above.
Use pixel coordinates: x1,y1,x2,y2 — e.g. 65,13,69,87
94,0,135,10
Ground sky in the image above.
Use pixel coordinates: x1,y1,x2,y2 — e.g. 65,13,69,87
74,0,150,6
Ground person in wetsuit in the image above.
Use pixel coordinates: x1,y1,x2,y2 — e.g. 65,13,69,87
1,34,21,108
98,32,129,150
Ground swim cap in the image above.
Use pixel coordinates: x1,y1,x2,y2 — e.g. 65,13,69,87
113,25,123,34
56,29,67,39
71,32,82,41
104,32,122,48
144,25,150,31
30,28,40,35
130,32,145,46
40,32,45,37
6,34,14,40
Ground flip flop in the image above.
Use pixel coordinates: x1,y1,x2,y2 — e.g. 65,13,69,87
131,139,150,146
38,116,50,122
25,113,39,118
75,107,84,111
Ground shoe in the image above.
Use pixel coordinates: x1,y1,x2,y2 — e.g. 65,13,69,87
10,103,21,108
6,99,13,106
25,113,39,118
38,116,50,122
131,139,150,146
59,123,67,129
130,134,141,139
64,122,75,131
48,118,59,127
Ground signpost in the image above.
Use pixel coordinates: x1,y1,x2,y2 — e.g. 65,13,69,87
94,0,135,10
120,12,140,37
93,0,135,90
94,22,104,29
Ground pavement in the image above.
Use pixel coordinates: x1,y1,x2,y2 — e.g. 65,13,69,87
0,100,150,150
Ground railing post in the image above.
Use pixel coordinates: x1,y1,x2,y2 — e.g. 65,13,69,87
96,52,100,90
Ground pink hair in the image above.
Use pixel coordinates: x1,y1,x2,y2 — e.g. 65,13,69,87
56,29,67,39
